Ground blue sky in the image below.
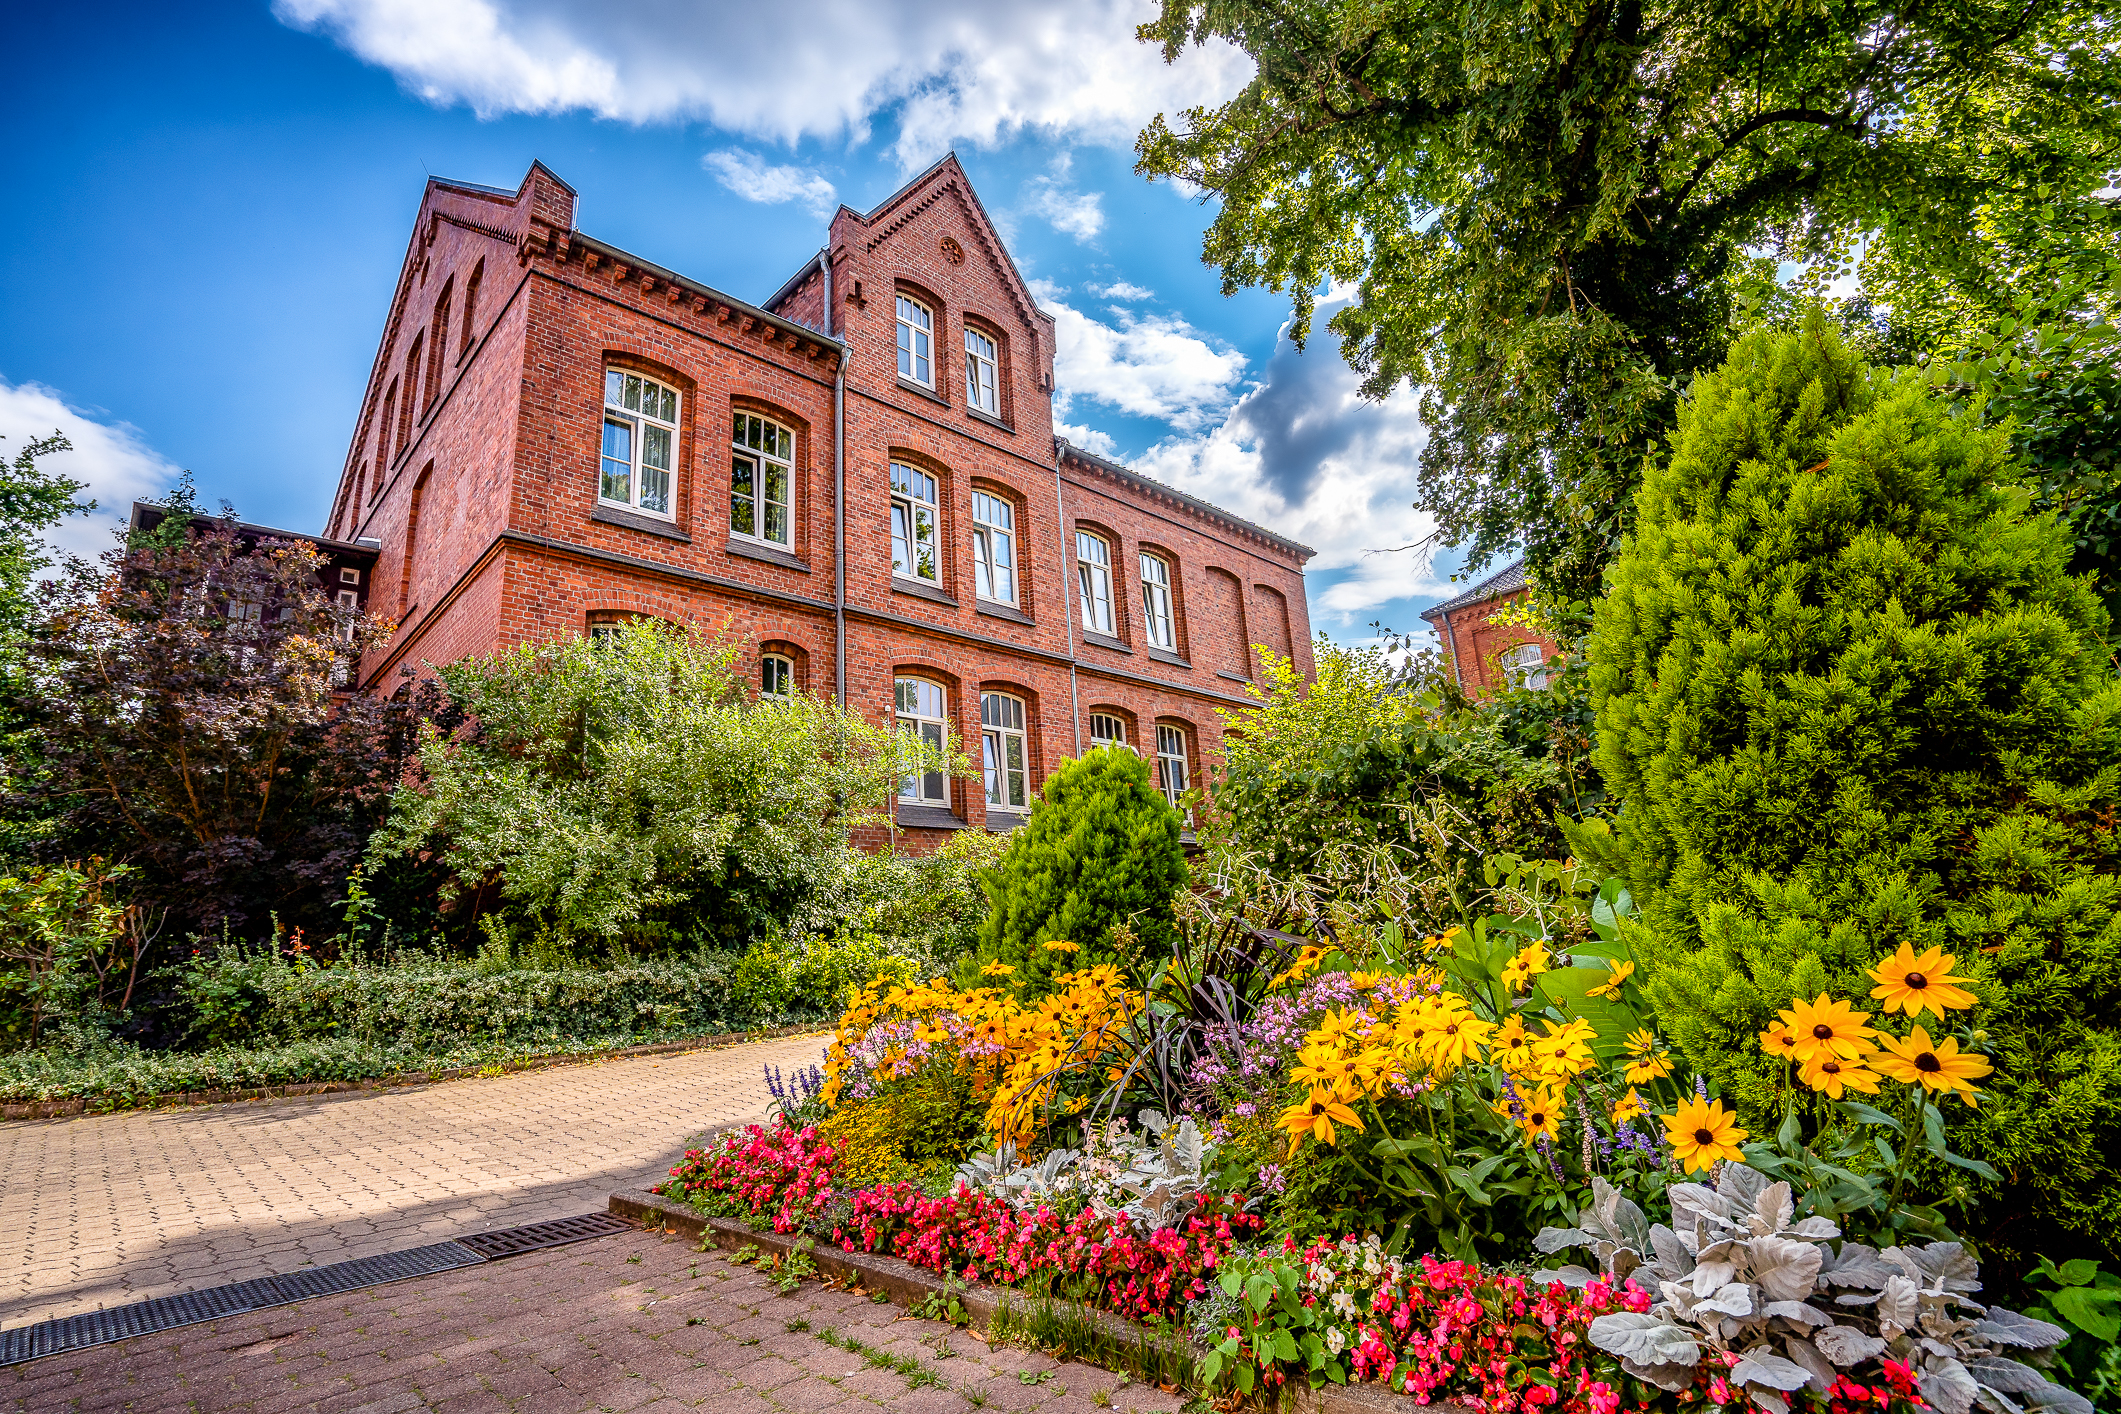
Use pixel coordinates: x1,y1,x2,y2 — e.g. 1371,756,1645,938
0,0,1466,644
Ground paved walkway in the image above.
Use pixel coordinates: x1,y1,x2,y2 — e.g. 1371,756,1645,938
0,1032,830,1330
4,1228,1186,1414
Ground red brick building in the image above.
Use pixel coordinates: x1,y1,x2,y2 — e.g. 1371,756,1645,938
321,157,1315,842
1418,559,1559,696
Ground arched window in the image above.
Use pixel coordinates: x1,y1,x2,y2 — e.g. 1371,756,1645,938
1089,712,1129,753
1502,642,1548,691
897,294,934,388
972,490,1016,605
964,327,999,414
1076,531,1113,635
1155,723,1191,819
981,691,1028,813
1140,552,1176,650
602,369,679,517
761,652,794,698
891,461,939,583
895,676,949,805
732,412,794,547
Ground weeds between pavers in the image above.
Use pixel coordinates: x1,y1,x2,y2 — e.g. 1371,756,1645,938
988,1297,1197,1395
812,1324,947,1390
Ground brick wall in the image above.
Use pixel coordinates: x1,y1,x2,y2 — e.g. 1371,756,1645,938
1431,590,1560,696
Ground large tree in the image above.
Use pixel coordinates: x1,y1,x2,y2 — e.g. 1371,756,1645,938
1136,0,2121,600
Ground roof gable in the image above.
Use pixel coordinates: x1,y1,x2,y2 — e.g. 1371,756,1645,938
839,153,1049,343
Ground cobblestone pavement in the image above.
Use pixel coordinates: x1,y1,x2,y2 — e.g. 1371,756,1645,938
3,1228,1189,1414
0,1033,831,1330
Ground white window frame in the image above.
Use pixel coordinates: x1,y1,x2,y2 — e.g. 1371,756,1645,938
1155,723,1191,821
1140,552,1176,651
1502,642,1548,691
339,567,361,585
601,369,680,518
1076,531,1114,636
895,677,949,806
891,462,940,584
731,412,795,549
897,294,934,388
335,588,360,644
971,491,1017,605
980,691,1029,814
1089,712,1129,753
964,327,999,415
761,653,794,699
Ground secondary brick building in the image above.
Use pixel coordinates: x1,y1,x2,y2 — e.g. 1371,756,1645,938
321,156,1314,842
1418,558,1559,696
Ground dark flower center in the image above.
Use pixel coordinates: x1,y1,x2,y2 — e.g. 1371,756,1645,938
1444,1024,1459,1035
1694,1128,1715,1145
1822,1060,1843,1074
1916,1053,1941,1073
1906,972,1928,989
1813,1024,1835,1039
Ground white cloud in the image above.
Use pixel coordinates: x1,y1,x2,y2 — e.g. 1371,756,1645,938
0,380,180,563
273,0,1253,168
1042,292,1246,432
1020,155,1104,241
1090,281,1155,301
702,150,838,216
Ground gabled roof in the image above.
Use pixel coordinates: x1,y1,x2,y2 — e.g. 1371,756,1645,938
1057,439,1315,561
1418,558,1527,621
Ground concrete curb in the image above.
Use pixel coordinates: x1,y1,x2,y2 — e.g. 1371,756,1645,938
1,1025,830,1122
609,1187,1465,1414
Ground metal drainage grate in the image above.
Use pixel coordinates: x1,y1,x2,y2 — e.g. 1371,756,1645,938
456,1211,638,1260
0,1211,638,1367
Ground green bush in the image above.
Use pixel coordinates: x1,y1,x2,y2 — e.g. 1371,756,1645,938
1588,315,2121,1253
967,747,1187,993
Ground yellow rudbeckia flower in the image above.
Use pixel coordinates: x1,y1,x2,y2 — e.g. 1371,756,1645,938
1278,1084,1364,1157
1664,1096,1748,1173
1867,944,1979,1019
1872,1026,1992,1106
1587,959,1634,1001
1785,994,1877,1064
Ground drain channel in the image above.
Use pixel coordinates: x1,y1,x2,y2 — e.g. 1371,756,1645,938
0,1212,640,1367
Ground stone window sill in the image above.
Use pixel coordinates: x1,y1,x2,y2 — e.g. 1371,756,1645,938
1147,646,1190,669
593,504,692,542
1080,631,1130,654
897,377,950,408
725,537,809,572
1216,670,1251,684
975,601,1033,627
897,804,965,831
892,577,958,608
986,810,1030,834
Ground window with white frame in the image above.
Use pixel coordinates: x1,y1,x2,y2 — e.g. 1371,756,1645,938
1076,531,1114,635
971,491,1016,605
965,328,998,415
891,462,940,583
895,677,949,805
1502,642,1548,691
981,691,1029,813
731,412,794,548
335,588,360,643
1140,552,1176,650
602,369,679,516
897,295,934,388
1155,724,1191,818
761,653,794,699
1089,712,1129,753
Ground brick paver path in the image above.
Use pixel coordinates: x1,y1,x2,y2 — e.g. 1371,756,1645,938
0,1032,829,1330
4,1228,1189,1414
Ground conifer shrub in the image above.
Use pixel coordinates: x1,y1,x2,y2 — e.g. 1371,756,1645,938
967,747,1187,994
1588,316,2121,1252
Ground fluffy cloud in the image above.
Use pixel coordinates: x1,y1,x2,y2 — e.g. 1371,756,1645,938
1038,284,1246,433
702,150,838,216
273,0,1252,168
1020,159,1105,242
1089,280,1155,300
0,380,181,562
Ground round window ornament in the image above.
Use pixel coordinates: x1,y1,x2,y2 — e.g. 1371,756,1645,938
940,236,966,266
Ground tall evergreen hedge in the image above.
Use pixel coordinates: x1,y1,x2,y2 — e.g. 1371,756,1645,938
970,747,1187,993
1588,316,2121,1250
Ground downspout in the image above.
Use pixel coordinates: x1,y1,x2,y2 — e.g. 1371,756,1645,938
823,246,847,708
1054,442,1082,755
1438,609,1466,695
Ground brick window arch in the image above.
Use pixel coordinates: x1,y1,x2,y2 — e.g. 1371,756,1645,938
1087,706,1135,753
759,639,811,696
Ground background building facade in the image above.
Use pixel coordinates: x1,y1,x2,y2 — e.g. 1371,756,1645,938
321,157,1315,841
1418,559,1559,696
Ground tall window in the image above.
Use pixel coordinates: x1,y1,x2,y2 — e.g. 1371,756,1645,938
895,677,948,805
1502,642,1548,691
602,369,679,516
981,691,1028,813
1155,724,1191,817
400,335,422,448
964,328,998,415
1089,712,1128,752
761,653,794,699
897,295,933,387
971,491,1016,605
425,281,451,411
334,588,360,644
459,259,482,358
1140,553,1175,650
1076,531,1114,635
732,413,794,547
891,462,939,583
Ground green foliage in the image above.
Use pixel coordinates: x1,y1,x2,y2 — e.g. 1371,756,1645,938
1588,315,2121,1254
728,930,921,1021
968,747,1186,993
2021,1257,2121,1411
0,860,139,1048
372,619,941,954
1134,0,2121,598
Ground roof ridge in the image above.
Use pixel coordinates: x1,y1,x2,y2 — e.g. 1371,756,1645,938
1056,438,1314,560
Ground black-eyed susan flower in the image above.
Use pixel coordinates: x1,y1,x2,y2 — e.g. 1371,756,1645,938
1611,1089,1647,1123
1042,939,1081,953
1867,943,1978,1019
1872,1026,1992,1106
1758,1019,1802,1063
1491,1015,1538,1072
1501,943,1549,992
1516,1086,1565,1143
1799,1049,1882,1099
1587,959,1634,1001
1278,1084,1363,1156
1664,1096,1748,1173
1786,994,1876,1064
981,961,1015,977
